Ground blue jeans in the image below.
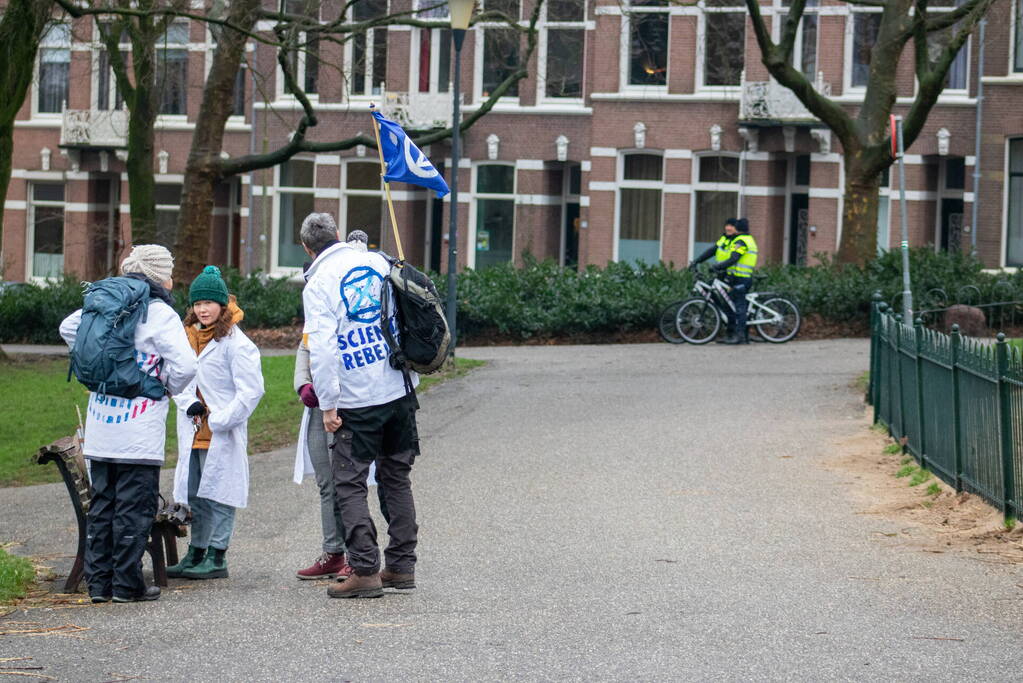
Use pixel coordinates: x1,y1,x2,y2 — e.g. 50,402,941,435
727,278,751,338
188,448,236,550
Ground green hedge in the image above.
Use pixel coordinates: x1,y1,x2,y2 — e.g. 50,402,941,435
2,251,1019,344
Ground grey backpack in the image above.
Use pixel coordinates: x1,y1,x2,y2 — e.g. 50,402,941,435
68,277,166,399
379,256,451,376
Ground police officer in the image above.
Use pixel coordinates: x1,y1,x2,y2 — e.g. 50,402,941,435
689,218,758,345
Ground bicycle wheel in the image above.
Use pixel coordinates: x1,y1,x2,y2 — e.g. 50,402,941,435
675,298,722,344
752,296,801,343
657,301,689,344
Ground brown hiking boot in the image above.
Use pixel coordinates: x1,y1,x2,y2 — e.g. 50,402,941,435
380,569,415,590
326,572,383,599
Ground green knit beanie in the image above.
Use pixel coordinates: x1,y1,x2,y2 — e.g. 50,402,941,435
189,265,229,306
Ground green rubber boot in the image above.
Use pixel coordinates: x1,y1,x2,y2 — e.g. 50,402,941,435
182,547,228,580
166,545,206,579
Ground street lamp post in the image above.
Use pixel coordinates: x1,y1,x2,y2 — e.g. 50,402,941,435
446,0,473,355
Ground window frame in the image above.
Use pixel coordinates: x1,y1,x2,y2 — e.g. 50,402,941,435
474,20,524,104
771,0,820,79
697,2,747,92
615,150,666,264
341,160,386,251
155,20,191,119
34,23,71,119
927,3,971,95
92,20,128,112
1014,0,1023,73
1004,138,1023,267
844,6,882,94
272,157,318,273
469,162,517,269
538,0,586,104
689,152,741,261
620,2,670,94
26,182,66,281
346,1,389,100
278,32,322,102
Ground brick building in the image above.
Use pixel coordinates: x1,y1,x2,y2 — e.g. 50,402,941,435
3,0,1023,282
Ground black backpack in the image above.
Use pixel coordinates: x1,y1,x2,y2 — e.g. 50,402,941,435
379,255,451,379
68,277,166,400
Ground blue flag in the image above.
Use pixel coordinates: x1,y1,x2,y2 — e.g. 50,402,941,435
372,111,451,198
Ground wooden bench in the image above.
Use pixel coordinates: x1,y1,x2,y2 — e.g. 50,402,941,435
33,437,184,592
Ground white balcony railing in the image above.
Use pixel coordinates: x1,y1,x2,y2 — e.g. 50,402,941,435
380,91,460,131
739,72,831,122
60,109,128,148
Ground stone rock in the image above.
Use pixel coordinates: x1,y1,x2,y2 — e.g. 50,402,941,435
943,304,987,337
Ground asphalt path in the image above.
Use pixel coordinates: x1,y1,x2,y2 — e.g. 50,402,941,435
2,340,1022,681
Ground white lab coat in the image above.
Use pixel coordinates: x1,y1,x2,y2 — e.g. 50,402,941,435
302,242,417,411
59,299,197,464
173,326,264,509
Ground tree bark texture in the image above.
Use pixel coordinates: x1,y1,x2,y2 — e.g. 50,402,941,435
0,0,54,230
837,164,883,266
173,0,260,283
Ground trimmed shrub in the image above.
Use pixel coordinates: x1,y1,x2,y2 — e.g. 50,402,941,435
1,250,1018,344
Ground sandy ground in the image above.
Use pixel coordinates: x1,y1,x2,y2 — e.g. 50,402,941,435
827,409,1023,568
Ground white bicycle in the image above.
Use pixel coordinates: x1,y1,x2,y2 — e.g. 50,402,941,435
658,272,801,344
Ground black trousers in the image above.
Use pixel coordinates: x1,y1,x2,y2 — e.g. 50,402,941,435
331,393,419,576
85,460,160,599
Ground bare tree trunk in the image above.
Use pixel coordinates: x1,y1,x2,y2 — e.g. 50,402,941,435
173,0,259,283
125,96,158,244
0,0,54,223
837,165,882,265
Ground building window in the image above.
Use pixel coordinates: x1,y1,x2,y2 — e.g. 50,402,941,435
350,0,388,96
95,22,127,111
343,162,384,251
157,22,189,115
482,29,520,98
233,65,247,116
850,10,881,88
154,184,182,248
1016,0,1023,72
277,159,316,269
412,1,452,94
1008,140,1023,266
703,2,745,87
474,164,516,269
877,167,891,253
542,1,585,99
693,155,740,258
778,0,818,78
29,184,65,279
38,24,70,114
627,1,668,87
415,22,451,93
928,2,969,91
618,152,663,265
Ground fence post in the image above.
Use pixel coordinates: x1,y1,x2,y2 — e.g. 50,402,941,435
869,292,882,408
914,318,927,469
995,333,1017,520
950,324,963,492
874,303,889,425
895,314,905,443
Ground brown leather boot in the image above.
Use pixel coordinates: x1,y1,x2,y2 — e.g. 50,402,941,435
326,572,383,599
380,569,415,590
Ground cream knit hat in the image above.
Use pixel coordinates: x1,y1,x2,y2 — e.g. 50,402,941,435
120,245,174,283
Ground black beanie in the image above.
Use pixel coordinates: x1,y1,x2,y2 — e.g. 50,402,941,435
735,218,749,233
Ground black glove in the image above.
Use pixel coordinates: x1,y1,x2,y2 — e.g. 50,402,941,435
186,401,207,418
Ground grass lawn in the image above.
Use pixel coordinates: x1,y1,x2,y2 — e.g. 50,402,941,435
0,354,484,488
0,546,35,604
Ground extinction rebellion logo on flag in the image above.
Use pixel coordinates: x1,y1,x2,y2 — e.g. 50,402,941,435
372,111,451,198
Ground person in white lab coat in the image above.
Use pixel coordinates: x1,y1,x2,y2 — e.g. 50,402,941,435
59,245,197,604
167,266,264,580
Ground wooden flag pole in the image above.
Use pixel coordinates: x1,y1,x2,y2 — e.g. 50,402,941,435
369,104,405,262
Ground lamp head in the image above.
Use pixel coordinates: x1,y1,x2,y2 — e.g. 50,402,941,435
449,0,475,30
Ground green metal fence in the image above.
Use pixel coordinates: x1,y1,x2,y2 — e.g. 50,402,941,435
868,296,1023,520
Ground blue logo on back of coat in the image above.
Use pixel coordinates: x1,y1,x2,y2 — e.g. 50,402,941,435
341,266,382,323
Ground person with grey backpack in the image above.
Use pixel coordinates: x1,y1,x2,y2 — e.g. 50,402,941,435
60,245,197,603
